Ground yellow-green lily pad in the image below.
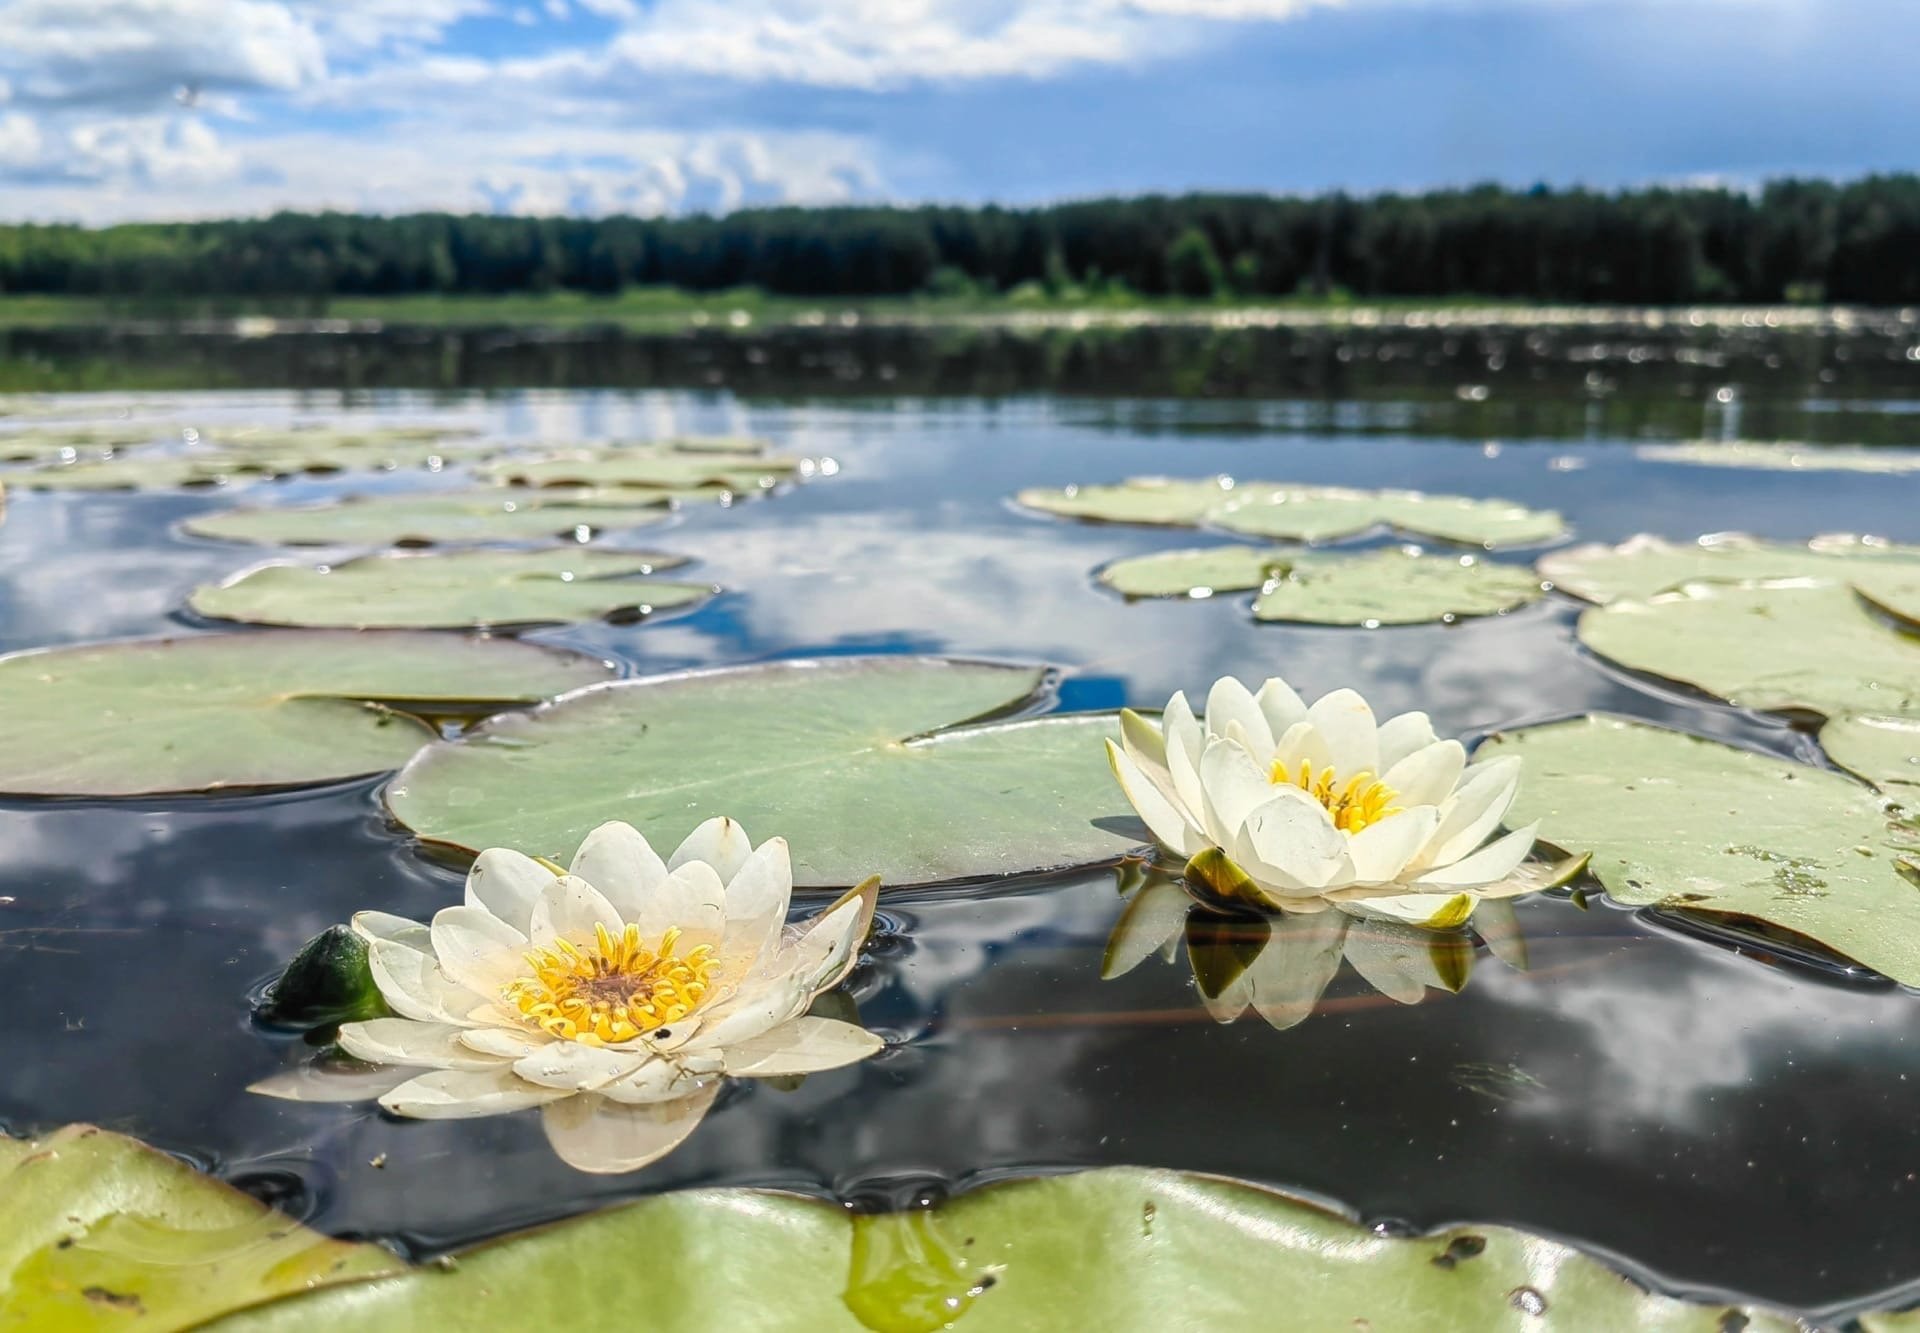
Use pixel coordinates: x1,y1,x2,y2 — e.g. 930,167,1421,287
388,656,1138,888
183,490,678,548
1098,546,1285,598
1100,547,1541,624
15,436,495,492
0,1124,402,1332
198,1166,1791,1333
482,444,804,494
1821,714,1920,794
1018,476,1564,549
1480,714,1920,984
0,630,612,796
1540,534,1920,605
191,549,714,631
1641,441,1920,473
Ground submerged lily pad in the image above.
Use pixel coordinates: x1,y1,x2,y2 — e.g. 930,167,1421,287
482,443,804,494
1100,546,1541,624
182,490,679,548
201,1166,1789,1332
190,549,714,631
0,1124,402,1331
388,656,1138,888
1018,477,1564,549
1820,714,1920,794
1540,534,1920,605
1578,580,1920,720
0,631,611,796
1641,441,1920,473
1479,715,1920,984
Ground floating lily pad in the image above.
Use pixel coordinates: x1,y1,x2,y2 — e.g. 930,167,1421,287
0,631,612,796
388,657,1138,888
0,1124,402,1331
1019,477,1564,549
482,444,804,494
191,549,713,631
1820,714,1920,793
1098,546,1285,598
1641,441,1920,473
1540,534,1920,605
203,426,480,449
200,1166,1789,1332
1578,580,1920,720
15,438,494,492
1479,715,1920,984
0,428,163,464
183,490,678,548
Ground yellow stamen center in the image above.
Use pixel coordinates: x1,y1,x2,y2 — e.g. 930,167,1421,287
502,923,718,1046
1271,759,1402,834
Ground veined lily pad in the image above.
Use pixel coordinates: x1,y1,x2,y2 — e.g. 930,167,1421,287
191,549,713,631
0,631,611,796
1018,477,1564,549
0,1124,402,1331
183,490,677,549
1641,441,1920,473
1100,546,1542,624
388,656,1139,888
1540,534,1920,605
199,1167,1790,1333
1578,580,1920,720
1478,715,1920,984
482,444,804,494
1820,714,1920,793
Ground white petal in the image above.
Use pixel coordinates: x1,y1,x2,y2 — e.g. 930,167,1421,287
463,848,557,936
669,817,754,881
530,874,623,950
1338,891,1477,930
567,822,668,923
1345,807,1441,886
248,1061,416,1104
784,876,878,994
1376,710,1440,773
1119,707,1168,771
429,904,530,998
540,1085,718,1173
1163,691,1205,784
1422,756,1523,868
724,1016,884,1076
1166,720,1206,818
1205,676,1274,754
351,910,430,952
1243,912,1348,1031
367,938,487,1025
697,975,808,1048
513,1042,652,1092
719,838,793,965
1414,823,1540,889
1380,740,1466,810
1306,688,1379,777
600,1058,719,1104
379,1067,570,1120
1241,787,1351,891
1273,719,1333,782
1197,738,1277,848
337,1018,506,1071
639,860,727,954
1253,677,1309,744
1109,741,1206,857
459,1027,552,1059
1102,880,1192,979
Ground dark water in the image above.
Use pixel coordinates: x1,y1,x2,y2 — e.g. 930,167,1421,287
3,321,1920,1322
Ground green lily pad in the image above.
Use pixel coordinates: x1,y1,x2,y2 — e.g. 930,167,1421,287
190,549,714,631
0,631,612,796
1018,477,1564,549
0,428,162,464
482,444,804,494
1478,715,1920,984
0,1124,402,1332
1578,580,1920,719
1540,534,1920,605
203,426,480,449
1253,549,1542,625
1820,714,1920,794
14,437,495,492
1098,546,1285,598
199,1166,1790,1333
387,656,1138,888
10,456,270,491
183,490,680,548
1641,441,1920,473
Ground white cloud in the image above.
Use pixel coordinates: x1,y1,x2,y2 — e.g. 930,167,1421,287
0,111,39,167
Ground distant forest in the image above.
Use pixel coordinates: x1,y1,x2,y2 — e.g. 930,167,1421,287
4,176,1919,305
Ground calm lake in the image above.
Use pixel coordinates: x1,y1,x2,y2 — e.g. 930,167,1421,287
3,314,1918,1325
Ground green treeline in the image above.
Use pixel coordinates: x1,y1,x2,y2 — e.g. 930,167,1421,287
3,176,1919,304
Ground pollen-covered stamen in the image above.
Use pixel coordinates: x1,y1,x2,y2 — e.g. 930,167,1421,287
502,922,718,1045
1270,759,1402,834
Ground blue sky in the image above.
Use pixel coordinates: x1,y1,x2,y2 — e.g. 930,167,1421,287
0,0,1914,222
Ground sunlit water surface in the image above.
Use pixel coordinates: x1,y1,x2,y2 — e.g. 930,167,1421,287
3,321,1919,1322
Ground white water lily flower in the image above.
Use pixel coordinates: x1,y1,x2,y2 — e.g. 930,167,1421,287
1106,674,1542,927
262,819,881,1174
